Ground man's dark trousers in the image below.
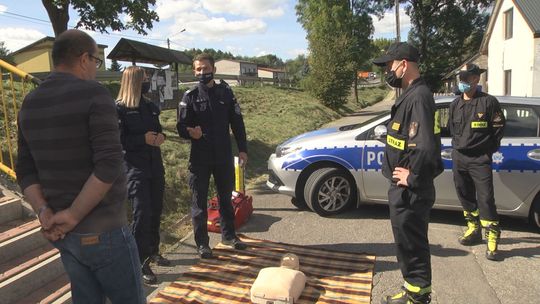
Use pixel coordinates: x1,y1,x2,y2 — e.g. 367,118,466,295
388,183,435,288
189,162,236,247
452,150,498,220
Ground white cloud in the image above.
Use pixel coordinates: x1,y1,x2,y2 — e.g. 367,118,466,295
371,9,411,37
0,28,46,52
202,0,286,18
288,48,307,57
256,50,268,57
170,12,267,41
0,5,7,13
156,0,201,20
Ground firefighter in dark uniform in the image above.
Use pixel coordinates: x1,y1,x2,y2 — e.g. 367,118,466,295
449,63,505,261
116,66,169,285
177,53,248,259
373,42,443,304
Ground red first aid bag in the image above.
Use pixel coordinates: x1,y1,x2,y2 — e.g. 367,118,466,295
207,157,253,233
207,191,253,233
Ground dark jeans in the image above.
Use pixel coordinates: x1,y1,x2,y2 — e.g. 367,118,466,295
128,175,165,262
189,162,236,247
452,149,498,221
388,183,435,289
51,226,145,304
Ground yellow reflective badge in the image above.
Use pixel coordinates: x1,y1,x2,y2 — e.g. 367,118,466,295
434,110,441,134
471,121,488,128
392,122,400,131
387,135,405,150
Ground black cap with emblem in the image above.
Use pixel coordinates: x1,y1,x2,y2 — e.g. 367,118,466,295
373,42,420,66
458,63,486,80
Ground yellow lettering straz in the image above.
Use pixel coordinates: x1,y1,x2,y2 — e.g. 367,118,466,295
471,121,488,128
387,135,405,150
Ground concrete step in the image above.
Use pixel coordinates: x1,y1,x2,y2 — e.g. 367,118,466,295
12,273,71,304
0,220,48,264
0,197,22,225
0,244,57,283
0,252,64,304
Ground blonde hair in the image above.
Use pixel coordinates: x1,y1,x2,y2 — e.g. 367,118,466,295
117,66,145,108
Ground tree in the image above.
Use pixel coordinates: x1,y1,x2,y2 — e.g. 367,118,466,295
296,0,376,107
0,42,14,64
285,54,308,83
379,0,494,90
41,0,159,37
108,59,122,72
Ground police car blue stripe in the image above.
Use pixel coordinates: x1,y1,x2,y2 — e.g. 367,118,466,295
282,147,363,171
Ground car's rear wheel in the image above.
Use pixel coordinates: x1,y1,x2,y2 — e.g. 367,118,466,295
303,167,357,216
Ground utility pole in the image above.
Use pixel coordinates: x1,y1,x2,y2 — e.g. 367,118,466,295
395,0,401,98
395,0,400,42
167,28,185,49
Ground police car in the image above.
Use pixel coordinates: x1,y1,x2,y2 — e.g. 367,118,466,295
267,96,540,229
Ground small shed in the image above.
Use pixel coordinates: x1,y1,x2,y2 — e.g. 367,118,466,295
108,38,192,109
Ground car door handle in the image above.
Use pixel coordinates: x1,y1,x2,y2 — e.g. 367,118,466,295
441,148,453,160
527,149,540,161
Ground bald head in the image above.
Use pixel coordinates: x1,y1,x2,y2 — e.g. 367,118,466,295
52,29,97,68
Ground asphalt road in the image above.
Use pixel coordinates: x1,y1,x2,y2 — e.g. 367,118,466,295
149,93,540,304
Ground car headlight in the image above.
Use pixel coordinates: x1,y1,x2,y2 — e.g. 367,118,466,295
276,145,301,158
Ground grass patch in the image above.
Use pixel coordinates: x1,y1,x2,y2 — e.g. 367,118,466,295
158,84,389,241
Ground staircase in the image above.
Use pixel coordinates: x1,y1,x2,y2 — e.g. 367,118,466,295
0,186,71,304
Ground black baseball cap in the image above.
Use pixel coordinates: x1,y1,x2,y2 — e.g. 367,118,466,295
373,42,420,66
458,63,486,79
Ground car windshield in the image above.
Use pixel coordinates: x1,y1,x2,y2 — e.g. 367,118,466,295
338,110,390,131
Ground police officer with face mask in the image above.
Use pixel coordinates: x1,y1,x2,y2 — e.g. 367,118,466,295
448,64,505,261
373,42,443,304
177,53,248,259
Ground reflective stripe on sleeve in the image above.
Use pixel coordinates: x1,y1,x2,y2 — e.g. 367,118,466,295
387,135,405,150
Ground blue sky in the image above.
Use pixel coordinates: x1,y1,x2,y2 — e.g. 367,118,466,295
0,0,410,66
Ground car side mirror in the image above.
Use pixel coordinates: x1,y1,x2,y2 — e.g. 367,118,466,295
373,125,387,140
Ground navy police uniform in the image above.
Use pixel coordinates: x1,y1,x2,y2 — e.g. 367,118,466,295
382,78,443,292
117,98,165,263
449,92,505,222
177,80,247,248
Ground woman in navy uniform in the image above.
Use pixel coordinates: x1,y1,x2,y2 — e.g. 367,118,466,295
116,66,169,285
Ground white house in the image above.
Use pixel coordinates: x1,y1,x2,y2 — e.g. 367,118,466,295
480,0,540,97
257,67,287,80
215,59,258,77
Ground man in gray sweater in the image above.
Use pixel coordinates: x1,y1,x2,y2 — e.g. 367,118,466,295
16,29,145,303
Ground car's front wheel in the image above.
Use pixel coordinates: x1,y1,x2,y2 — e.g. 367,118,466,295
303,167,357,216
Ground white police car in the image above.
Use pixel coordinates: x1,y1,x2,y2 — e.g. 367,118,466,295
267,96,540,229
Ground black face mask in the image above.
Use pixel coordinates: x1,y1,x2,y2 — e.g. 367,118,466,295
198,72,214,84
385,62,404,88
385,70,402,88
141,82,151,94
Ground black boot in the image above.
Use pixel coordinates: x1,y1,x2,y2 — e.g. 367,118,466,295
142,259,157,284
459,210,482,246
381,288,431,304
151,253,171,266
484,222,501,261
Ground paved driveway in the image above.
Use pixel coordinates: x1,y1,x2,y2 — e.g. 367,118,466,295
150,92,540,304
